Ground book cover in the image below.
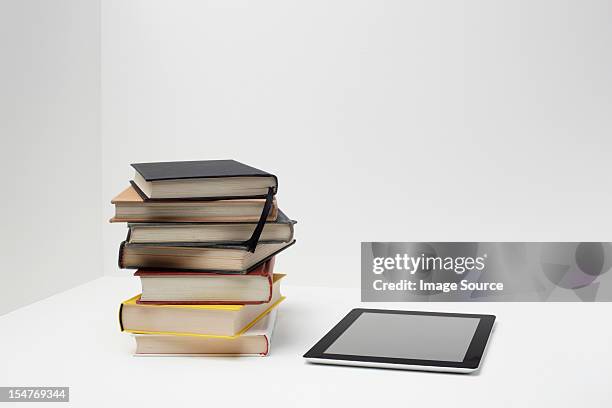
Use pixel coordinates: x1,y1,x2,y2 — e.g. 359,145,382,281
119,293,285,338
132,159,275,182
130,159,278,200
135,260,283,305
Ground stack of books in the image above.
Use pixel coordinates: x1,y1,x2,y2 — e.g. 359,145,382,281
110,160,296,356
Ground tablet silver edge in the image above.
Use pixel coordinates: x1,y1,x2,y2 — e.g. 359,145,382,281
304,358,477,373
304,320,496,374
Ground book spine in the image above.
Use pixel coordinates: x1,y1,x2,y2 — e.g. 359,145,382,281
264,257,275,302
265,273,273,303
118,241,126,269
118,303,125,331
287,221,295,242
271,174,279,196
262,334,270,356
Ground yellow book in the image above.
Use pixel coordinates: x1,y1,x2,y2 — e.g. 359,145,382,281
120,275,284,338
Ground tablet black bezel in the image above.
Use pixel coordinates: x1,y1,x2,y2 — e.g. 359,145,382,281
303,308,495,370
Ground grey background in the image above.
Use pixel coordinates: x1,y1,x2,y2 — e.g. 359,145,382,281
101,0,612,287
0,0,101,315
362,242,612,301
2,0,612,314
325,312,480,361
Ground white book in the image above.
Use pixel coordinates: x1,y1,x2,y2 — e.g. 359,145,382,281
132,309,278,357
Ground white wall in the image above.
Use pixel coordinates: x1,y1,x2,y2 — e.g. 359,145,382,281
0,0,609,312
0,0,102,315
101,0,612,287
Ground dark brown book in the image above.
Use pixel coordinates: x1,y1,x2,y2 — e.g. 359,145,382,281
118,240,295,273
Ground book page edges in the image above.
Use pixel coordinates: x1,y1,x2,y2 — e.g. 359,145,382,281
120,274,285,310
123,296,285,339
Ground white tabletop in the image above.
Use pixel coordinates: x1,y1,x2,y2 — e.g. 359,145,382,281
0,277,610,407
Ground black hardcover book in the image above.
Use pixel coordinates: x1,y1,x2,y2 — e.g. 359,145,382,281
131,159,278,200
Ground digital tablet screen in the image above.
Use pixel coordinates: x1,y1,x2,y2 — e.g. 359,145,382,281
324,312,480,362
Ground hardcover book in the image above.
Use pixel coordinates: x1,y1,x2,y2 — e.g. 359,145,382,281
118,240,295,273
135,260,282,305
110,185,278,223
127,210,295,244
120,275,284,337
131,159,278,200
132,309,278,356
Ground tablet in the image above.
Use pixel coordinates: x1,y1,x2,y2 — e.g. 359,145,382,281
303,309,495,373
